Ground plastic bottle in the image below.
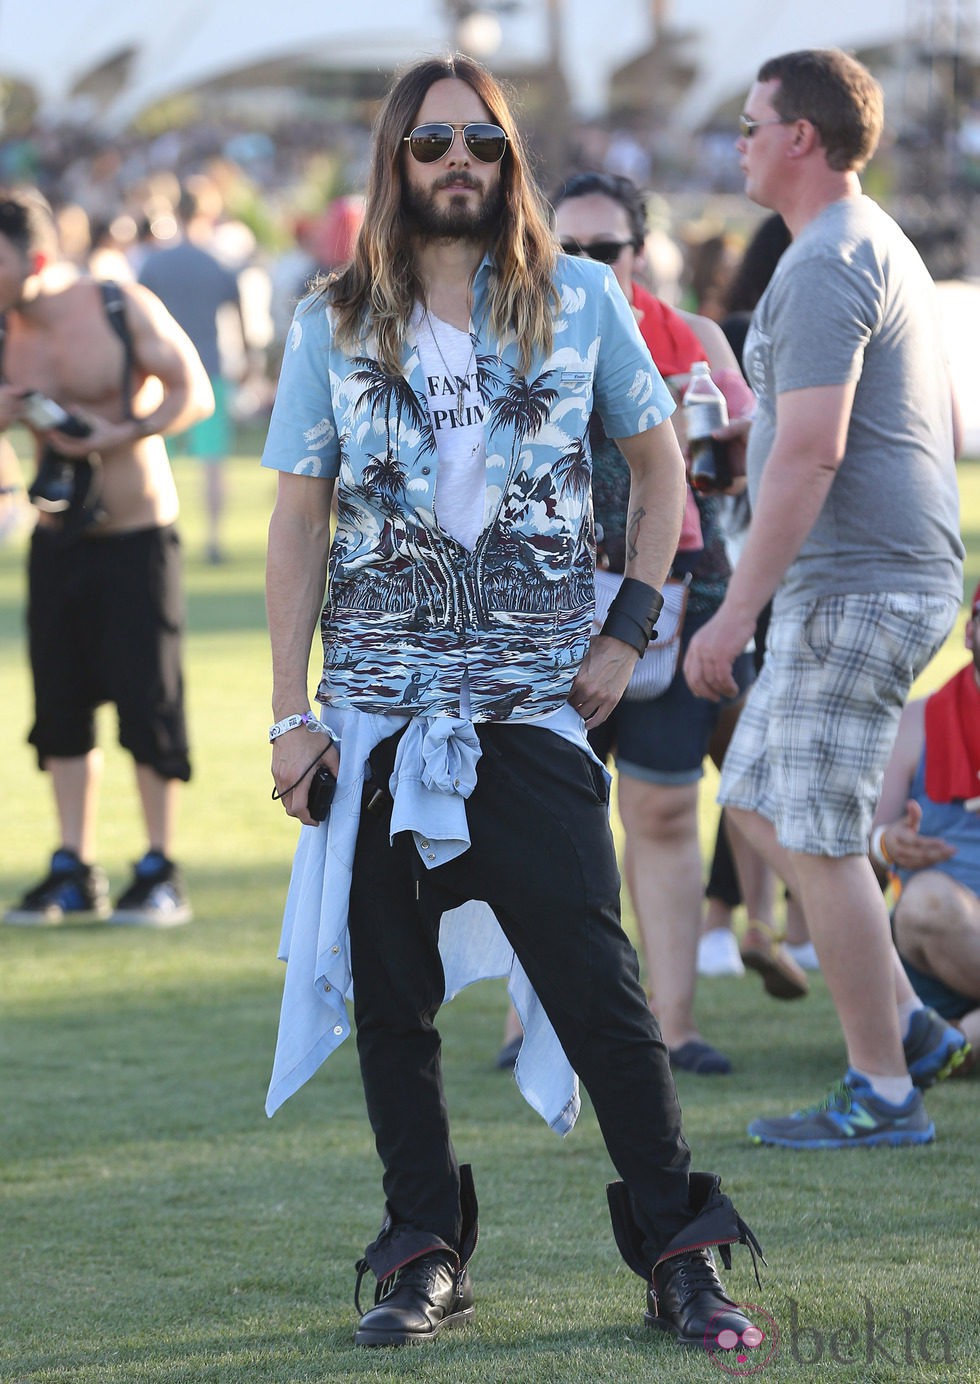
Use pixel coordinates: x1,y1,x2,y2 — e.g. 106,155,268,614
682,361,731,493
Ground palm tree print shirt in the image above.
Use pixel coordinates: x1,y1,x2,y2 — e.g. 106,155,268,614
261,254,674,722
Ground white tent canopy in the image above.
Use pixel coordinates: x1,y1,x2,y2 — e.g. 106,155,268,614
1,1,975,131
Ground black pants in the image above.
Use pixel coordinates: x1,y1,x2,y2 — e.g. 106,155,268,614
347,723,692,1272
27,525,190,780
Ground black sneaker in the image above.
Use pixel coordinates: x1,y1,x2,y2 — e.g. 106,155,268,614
4,848,110,925
109,851,191,927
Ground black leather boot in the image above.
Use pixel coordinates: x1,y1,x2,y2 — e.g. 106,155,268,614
354,1249,474,1346
353,1164,478,1347
607,1171,765,1351
648,1248,752,1347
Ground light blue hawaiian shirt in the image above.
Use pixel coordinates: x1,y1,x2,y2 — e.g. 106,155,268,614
261,253,674,722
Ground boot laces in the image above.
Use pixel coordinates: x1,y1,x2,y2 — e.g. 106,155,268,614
354,1250,454,1314
667,1250,723,1302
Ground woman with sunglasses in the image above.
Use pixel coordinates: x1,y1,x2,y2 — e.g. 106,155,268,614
553,172,766,1078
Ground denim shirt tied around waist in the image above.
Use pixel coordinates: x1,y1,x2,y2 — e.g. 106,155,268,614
261,253,675,723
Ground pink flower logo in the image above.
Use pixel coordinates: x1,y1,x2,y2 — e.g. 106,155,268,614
706,1303,780,1374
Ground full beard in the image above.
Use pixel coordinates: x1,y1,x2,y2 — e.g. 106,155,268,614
403,175,505,242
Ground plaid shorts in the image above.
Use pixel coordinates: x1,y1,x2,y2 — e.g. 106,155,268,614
718,592,958,856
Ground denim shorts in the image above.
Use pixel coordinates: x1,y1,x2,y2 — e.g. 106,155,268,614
589,604,755,785
900,955,975,1021
718,592,958,856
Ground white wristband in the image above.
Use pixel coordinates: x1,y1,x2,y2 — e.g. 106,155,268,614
269,712,336,744
869,824,893,869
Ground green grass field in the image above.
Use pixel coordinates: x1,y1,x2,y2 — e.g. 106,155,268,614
1,450,978,1384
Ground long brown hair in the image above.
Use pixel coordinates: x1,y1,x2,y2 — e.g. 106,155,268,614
327,54,558,376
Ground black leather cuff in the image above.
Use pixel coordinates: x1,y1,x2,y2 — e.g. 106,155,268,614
599,577,664,655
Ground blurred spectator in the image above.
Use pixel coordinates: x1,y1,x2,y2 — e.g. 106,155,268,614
309,193,365,276
0,186,212,929
88,215,139,283
682,228,741,322
603,127,651,185
499,172,761,1078
698,209,813,988
268,214,318,364
872,583,980,1076
54,203,92,270
139,185,246,563
719,214,791,369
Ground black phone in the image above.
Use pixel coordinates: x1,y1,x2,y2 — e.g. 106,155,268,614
307,765,336,821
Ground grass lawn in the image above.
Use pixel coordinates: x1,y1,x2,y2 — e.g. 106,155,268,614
1,449,978,1384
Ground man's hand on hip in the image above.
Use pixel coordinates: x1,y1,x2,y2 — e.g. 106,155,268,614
568,635,639,727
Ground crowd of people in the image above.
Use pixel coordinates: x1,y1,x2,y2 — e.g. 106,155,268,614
0,41,976,1361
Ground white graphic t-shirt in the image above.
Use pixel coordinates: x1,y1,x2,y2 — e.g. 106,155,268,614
414,306,487,552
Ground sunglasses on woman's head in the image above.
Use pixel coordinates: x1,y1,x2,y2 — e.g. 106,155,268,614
560,239,632,265
403,122,509,164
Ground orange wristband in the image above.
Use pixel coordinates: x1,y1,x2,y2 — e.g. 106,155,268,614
870,824,893,868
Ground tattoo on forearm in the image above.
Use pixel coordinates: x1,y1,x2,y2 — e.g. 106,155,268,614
626,506,646,562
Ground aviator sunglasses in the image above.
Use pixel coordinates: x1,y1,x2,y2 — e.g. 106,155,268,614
738,114,791,138
560,239,633,264
404,122,509,164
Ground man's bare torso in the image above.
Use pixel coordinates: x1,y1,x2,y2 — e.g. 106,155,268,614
6,278,179,534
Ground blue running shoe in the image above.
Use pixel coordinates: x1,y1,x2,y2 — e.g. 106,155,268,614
748,1070,935,1149
4,848,110,925
903,1007,971,1089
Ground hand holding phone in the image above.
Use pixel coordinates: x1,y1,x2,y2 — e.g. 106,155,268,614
307,765,337,821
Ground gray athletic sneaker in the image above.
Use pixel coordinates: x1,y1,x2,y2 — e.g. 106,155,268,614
903,1007,971,1089
748,1070,935,1149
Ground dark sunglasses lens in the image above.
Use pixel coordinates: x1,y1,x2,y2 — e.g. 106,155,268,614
561,241,625,264
462,125,507,162
587,241,625,264
409,125,453,162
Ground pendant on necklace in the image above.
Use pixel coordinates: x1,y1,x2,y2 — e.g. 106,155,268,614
456,385,465,420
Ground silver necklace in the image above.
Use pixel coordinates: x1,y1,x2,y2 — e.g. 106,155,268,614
423,308,478,422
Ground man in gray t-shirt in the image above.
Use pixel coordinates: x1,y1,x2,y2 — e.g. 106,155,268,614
140,188,244,562
685,49,967,1151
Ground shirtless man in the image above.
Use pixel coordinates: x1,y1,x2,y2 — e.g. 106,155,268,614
0,188,214,928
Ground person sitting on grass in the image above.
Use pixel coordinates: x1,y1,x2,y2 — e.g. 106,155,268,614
868,581,980,1078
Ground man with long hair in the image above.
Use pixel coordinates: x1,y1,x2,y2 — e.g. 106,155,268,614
263,56,762,1352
